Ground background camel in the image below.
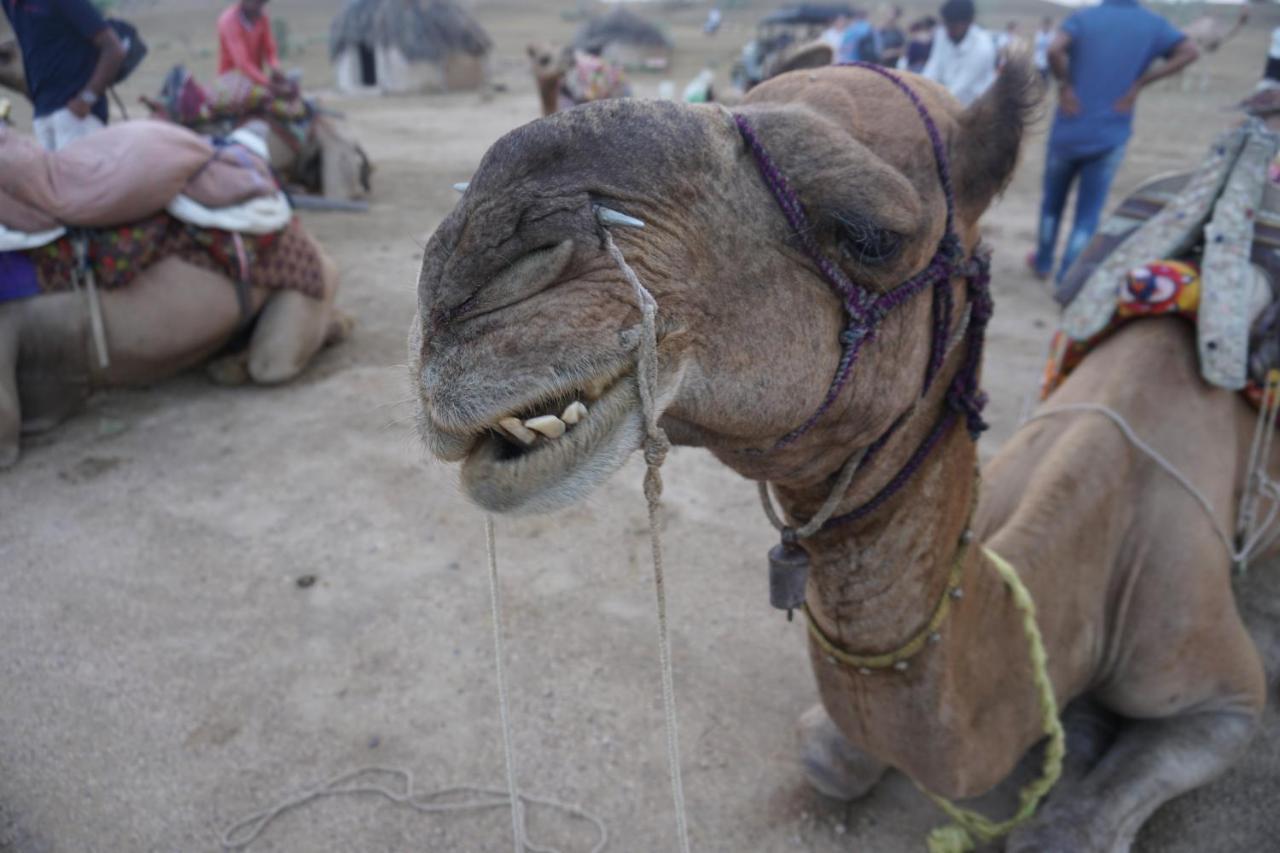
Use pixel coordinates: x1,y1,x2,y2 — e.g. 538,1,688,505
526,41,629,116
1,231,346,468
411,60,1276,852
0,38,24,96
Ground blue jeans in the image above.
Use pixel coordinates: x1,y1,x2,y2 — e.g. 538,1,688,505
1034,144,1127,284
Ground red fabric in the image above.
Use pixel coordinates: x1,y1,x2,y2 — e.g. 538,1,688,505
217,4,278,88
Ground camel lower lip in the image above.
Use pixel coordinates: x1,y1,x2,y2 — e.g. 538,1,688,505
460,373,644,514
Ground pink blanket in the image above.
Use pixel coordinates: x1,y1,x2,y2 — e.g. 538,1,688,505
0,120,278,233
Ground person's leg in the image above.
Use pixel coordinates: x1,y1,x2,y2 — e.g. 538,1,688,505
1057,144,1127,283
1033,146,1079,278
30,114,56,151
49,108,104,151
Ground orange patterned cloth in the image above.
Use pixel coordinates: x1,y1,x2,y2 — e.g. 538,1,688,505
1042,259,1279,417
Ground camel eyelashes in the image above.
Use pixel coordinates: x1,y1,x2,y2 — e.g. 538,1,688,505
831,211,902,267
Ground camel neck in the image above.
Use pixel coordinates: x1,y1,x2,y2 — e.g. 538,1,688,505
767,389,1051,798
536,74,560,117
775,406,978,653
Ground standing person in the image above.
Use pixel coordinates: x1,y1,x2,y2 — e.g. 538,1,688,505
837,9,877,65
1,0,125,150
1262,26,1280,87
899,16,936,74
1032,0,1199,291
920,0,996,106
875,5,907,68
703,6,722,37
994,20,1022,67
821,14,849,53
1033,17,1055,82
217,0,292,98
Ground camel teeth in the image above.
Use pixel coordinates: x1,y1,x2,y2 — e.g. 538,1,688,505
561,401,588,425
524,415,566,438
498,417,537,445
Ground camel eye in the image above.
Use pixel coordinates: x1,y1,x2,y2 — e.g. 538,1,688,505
833,212,901,267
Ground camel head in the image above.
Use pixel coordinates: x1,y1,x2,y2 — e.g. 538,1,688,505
412,63,1038,514
527,42,571,84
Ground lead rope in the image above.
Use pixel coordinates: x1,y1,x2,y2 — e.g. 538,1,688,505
603,228,693,853
486,516,527,853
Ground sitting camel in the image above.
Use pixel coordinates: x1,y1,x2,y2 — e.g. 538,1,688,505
527,42,630,117
1,228,345,469
410,58,1274,851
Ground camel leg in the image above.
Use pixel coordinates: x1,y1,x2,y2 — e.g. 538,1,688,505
1005,710,1257,853
245,254,348,385
1007,541,1263,853
0,306,20,468
796,703,889,800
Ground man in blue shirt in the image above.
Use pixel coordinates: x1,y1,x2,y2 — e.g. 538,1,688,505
838,10,877,65
1031,0,1198,295
2,0,125,150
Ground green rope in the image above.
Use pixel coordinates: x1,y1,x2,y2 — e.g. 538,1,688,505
923,547,1065,853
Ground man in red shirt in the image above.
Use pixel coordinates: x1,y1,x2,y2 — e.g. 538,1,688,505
217,0,292,97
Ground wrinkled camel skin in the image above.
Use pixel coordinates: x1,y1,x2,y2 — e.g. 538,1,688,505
410,61,1270,852
0,231,348,468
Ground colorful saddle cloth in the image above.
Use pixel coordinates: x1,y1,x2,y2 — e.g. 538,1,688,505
1043,259,1279,415
148,65,313,153
559,52,630,109
0,215,323,305
1059,119,1280,391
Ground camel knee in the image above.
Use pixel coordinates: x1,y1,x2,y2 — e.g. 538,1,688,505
796,703,887,801
247,347,305,386
0,427,17,469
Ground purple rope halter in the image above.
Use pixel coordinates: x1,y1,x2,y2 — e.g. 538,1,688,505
736,62,992,532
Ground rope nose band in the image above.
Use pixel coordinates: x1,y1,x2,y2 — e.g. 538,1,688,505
743,64,993,541
732,62,982,451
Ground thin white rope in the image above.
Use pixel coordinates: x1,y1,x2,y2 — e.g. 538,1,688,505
1238,374,1280,574
603,228,693,853
487,515,527,853
220,767,606,852
1022,403,1280,567
217,520,607,853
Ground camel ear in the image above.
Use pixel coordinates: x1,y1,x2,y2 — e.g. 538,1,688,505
950,57,1042,223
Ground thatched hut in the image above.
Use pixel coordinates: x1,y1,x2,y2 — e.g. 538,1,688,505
330,0,492,94
574,8,673,71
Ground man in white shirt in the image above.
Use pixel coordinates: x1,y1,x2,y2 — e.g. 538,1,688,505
920,0,996,106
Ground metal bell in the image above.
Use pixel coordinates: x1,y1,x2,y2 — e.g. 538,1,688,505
768,529,809,621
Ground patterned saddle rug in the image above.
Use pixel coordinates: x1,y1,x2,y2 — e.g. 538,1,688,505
1043,259,1280,415
0,215,324,307
1059,118,1280,391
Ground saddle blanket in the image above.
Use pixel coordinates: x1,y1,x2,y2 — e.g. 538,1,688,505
0,215,323,306
1043,259,1279,415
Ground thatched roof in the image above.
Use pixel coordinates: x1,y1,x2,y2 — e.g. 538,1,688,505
330,0,492,62
574,8,672,53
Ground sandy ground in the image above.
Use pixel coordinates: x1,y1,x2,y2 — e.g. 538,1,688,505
4,1,1280,851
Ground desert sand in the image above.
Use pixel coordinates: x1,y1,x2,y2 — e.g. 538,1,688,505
3,1,1280,851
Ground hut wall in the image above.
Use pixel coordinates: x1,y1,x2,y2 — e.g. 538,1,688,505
377,45,441,93
333,46,488,94
601,42,672,71
334,48,372,92
441,53,487,92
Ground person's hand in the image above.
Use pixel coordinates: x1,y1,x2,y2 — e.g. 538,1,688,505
66,96,92,119
1113,85,1139,114
1058,83,1081,116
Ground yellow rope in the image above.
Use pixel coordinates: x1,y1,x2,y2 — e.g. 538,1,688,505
923,547,1065,853
803,541,967,670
